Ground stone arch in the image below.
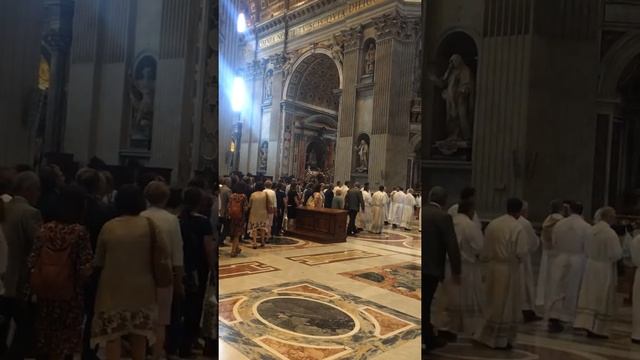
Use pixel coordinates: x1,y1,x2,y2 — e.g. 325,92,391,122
599,31,640,100
283,48,343,103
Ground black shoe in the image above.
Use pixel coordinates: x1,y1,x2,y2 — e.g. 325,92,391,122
548,319,564,333
424,336,448,352
632,338,640,345
522,310,542,323
587,330,609,339
437,330,458,342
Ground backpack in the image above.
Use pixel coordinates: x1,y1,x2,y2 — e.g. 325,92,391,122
228,194,245,220
30,239,75,301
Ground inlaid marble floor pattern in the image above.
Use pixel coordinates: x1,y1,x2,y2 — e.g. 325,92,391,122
218,226,422,360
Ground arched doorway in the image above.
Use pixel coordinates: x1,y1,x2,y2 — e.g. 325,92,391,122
282,52,341,180
595,33,640,213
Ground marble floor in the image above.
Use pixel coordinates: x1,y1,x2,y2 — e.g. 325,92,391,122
218,225,422,360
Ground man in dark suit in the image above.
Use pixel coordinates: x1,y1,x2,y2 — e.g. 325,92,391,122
344,182,364,236
423,186,462,354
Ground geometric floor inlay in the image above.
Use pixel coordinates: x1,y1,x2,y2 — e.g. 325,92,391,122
340,261,421,300
219,280,420,360
219,261,280,279
286,249,381,266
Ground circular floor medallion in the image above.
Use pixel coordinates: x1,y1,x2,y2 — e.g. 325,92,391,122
253,296,360,338
269,237,303,246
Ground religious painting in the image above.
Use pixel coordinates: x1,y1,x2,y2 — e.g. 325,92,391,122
128,55,157,150
258,140,268,173
263,69,273,103
305,139,325,171
354,133,369,173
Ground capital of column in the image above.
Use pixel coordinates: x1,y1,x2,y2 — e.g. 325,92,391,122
339,25,363,52
269,53,287,72
373,13,414,42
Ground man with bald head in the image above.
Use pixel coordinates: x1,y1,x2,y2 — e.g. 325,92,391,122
574,206,622,338
423,186,461,353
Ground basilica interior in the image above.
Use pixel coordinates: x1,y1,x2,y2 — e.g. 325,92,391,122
2,0,640,359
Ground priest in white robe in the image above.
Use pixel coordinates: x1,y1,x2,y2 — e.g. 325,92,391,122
536,200,565,307
518,202,541,322
573,207,622,338
370,186,388,234
546,201,591,332
630,230,640,344
416,193,422,232
356,184,373,231
385,188,395,224
391,188,405,228
446,200,485,337
475,198,529,349
400,189,417,230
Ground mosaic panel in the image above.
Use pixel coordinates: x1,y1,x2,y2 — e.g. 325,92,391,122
341,261,421,300
286,249,381,266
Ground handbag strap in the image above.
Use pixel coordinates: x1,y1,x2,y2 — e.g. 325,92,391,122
145,217,157,270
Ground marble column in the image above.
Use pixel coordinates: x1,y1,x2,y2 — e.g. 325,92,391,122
334,26,362,184
270,53,286,178
370,13,416,188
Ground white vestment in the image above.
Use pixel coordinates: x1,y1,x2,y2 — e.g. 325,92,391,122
545,214,591,323
630,235,640,341
518,216,540,311
475,214,528,348
370,191,388,234
400,193,416,229
536,213,565,307
441,213,485,336
356,190,372,230
385,191,394,222
573,221,622,336
415,196,422,231
448,203,482,228
264,188,276,230
391,191,405,226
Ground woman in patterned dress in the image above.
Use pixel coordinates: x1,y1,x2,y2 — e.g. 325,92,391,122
91,185,170,360
228,177,248,257
28,185,94,359
248,182,269,249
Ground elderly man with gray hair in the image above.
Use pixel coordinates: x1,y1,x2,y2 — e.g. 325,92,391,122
0,171,42,357
423,186,461,354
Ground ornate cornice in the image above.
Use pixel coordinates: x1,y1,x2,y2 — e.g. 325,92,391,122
373,13,414,41
339,25,363,52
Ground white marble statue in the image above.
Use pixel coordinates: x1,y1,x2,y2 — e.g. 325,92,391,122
429,54,474,141
354,139,368,172
130,67,155,135
365,43,375,75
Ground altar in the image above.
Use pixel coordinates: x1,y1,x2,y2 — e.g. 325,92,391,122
287,207,348,243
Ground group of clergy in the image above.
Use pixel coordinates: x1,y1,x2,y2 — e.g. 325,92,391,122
387,187,421,231
340,185,420,234
427,186,640,354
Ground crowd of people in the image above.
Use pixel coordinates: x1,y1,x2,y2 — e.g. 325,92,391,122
425,185,640,355
216,174,422,255
0,163,219,359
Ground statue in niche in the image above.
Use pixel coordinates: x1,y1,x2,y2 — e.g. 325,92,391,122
365,43,376,75
264,70,273,101
429,54,474,142
354,138,369,173
258,141,268,172
129,57,156,147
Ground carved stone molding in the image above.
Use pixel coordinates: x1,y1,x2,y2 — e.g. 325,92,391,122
373,13,414,42
270,53,287,71
339,25,363,52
